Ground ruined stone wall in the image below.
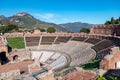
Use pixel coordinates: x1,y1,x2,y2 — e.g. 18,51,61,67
62,70,97,80
90,25,120,36
39,70,54,80
0,69,20,79
34,29,41,34
0,36,8,56
90,25,115,35
0,45,8,55
100,48,120,70
4,32,24,38
28,61,41,73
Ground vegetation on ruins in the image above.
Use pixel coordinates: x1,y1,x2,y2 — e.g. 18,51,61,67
105,17,120,25
79,60,100,70
80,27,90,33
47,27,56,33
97,76,107,80
7,37,25,49
109,76,118,80
97,76,118,80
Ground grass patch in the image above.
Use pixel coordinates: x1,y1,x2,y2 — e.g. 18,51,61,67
7,37,25,49
79,60,100,70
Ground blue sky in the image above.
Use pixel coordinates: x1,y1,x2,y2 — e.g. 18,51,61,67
0,0,120,24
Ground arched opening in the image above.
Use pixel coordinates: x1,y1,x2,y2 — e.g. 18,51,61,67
13,55,18,61
0,52,9,65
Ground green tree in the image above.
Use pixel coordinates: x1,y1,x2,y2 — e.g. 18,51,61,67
0,23,18,34
7,23,18,30
0,26,5,33
38,28,46,32
115,19,120,24
27,29,34,33
105,17,120,25
111,17,115,24
7,23,18,32
47,27,56,33
118,17,120,21
80,28,90,33
118,17,120,24
105,21,111,25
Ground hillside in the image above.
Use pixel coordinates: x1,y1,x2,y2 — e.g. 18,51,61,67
59,22,94,32
0,15,9,24
0,12,67,32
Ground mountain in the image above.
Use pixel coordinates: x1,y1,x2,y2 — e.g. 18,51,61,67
0,15,9,24
59,22,94,32
0,12,67,32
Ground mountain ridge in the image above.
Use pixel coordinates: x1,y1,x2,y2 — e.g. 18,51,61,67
59,22,95,32
0,12,67,32
0,12,99,32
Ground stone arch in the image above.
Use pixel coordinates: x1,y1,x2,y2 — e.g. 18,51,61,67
13,55,19,61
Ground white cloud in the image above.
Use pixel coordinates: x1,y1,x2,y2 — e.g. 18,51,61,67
34,13,55,20
33,13,70,24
